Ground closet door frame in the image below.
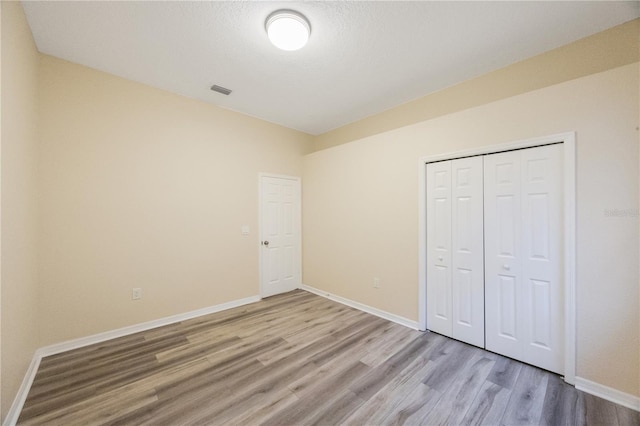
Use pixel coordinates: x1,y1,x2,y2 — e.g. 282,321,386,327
418,132,576,385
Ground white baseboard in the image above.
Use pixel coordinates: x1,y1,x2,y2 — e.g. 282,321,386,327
3,355,42,426
575,377,640,412
299,284,419,330
3,294,261,426
38,295,261,357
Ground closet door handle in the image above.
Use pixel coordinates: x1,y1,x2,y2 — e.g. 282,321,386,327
503,264,510,271
438,256,443,262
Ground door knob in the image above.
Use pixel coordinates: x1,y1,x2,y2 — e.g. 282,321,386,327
503,264,510,270
262,241,269,246
438,256,443,262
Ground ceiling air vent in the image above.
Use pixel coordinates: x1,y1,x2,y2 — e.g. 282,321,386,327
210,85,232,95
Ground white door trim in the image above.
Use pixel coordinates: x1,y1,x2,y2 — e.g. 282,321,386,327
258,173,302,298
417,131,576,385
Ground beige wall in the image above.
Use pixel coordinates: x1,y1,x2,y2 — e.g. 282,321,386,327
303,63,640,397
315,19,640,151
37,56,313,346
1,1,41,420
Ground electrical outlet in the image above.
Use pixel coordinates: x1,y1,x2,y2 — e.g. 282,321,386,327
132,287,142,300
373,277,380,289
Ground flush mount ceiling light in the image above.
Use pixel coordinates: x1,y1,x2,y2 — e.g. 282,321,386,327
265,10,311,51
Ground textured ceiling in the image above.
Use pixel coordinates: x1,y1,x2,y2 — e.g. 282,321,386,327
22,1,640,135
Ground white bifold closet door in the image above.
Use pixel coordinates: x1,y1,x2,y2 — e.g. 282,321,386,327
426,156,485,348
484,144,563,374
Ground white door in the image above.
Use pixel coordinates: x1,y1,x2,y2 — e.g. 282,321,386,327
451,157,485,347
484,144,563,374
427,157,484,347
260,175,301,298
426,161,453,337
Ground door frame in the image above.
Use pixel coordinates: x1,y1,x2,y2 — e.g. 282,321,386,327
417,132,576,385
258,173,302,298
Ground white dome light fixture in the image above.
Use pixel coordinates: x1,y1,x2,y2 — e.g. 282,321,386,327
266,10,311,51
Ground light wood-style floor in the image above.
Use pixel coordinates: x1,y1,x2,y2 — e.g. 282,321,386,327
19,290,639,425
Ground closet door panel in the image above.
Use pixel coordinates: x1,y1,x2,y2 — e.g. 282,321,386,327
426,161,452,337
520,144,563,373
485,145,564,374
451,156,484,347
484,151,524,359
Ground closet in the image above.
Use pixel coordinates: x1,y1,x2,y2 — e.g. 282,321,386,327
426,144,564,374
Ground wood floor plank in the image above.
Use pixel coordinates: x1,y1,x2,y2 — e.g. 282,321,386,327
421,352,496,425
182,356,326,425
178,321,382,425
21,382,159,426
574,390,588,426
501,364,549,425
283,307,364,345
421,337,476,392
17,384,98,422
306,388,365,426
460,381,512,426
37,333,147,368
584,392,620,426
231,300,338,340
17,290,634,426
29,333,189,398
615,403,640,425
486,354,523,390
539,373,583,426
157,343,280,401
381,383,442,426
342,354,436,425
154,335,240,363
360,324,421,367
260,362,370,426
254,311,373,367
225,387,300,426
287,358,370,401
349,333,435,400
21,352,161,418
